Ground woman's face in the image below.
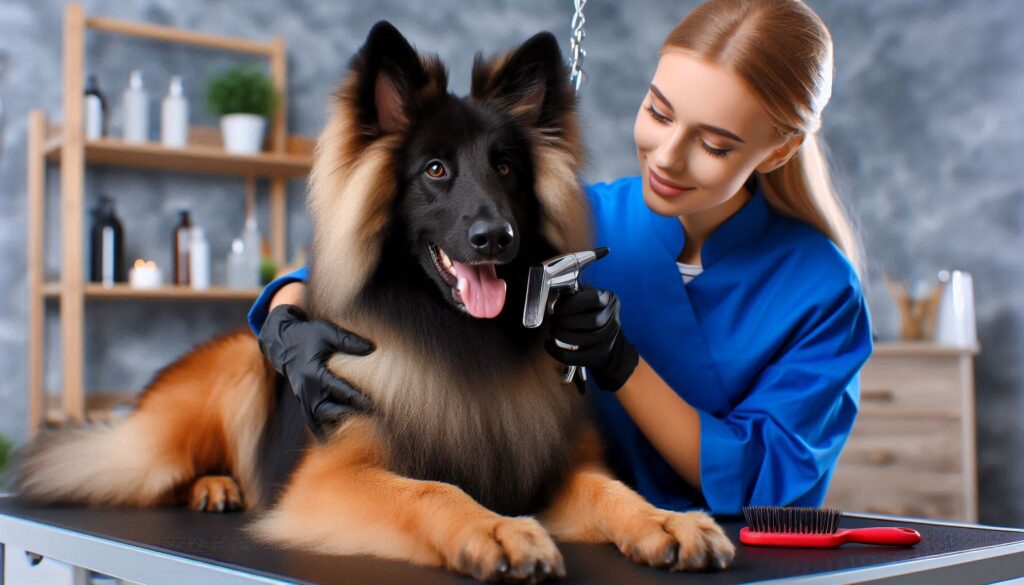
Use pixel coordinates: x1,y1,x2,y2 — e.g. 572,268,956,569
634,50,800,219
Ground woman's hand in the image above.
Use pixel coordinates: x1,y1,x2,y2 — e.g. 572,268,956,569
545,286,639,392
258,304,375,440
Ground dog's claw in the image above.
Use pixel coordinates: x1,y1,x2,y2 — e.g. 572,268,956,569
663,544,678,566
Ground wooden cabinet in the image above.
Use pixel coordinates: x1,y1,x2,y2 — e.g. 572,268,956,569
825,343,979,521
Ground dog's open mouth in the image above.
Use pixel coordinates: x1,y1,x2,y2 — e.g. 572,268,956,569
427,243,507,319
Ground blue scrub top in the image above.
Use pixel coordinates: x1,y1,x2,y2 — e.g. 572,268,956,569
248,176,872,516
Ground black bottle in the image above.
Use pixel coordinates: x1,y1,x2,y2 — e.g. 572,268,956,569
89,195,125,285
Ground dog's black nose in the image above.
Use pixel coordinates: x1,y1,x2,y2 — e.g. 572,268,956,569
468,220,514,257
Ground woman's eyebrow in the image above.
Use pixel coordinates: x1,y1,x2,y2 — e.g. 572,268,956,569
649,83,747,144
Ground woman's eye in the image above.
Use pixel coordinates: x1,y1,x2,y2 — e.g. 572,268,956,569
425,160,447,178
701,142,731,159
496,160,511,176
646,104,670,124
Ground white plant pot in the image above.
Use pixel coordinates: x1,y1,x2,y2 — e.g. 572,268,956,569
221,113,266,155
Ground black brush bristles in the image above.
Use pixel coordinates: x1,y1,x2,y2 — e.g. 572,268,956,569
742,506,841,534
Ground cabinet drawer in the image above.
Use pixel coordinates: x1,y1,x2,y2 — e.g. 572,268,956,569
840,416,962,474
826,464,964,519
859,355,964,418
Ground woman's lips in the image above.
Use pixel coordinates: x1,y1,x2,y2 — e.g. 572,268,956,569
648,170,695,198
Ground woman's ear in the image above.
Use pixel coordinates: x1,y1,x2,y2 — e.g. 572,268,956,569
757,133,805,174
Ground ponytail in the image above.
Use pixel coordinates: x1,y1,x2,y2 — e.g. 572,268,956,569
759,132,863,274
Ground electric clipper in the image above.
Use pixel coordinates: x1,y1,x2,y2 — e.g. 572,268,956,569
523,247,610,385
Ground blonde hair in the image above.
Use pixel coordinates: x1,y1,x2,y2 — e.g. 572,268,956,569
662,0,862,273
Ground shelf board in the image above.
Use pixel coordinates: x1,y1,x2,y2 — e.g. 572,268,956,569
44,133,313,178
42,282,263,301
44,390,136,426
873,341,980,357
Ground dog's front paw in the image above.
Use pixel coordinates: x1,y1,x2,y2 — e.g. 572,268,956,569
188,475,244,513
615,510,734,572
447,516,566,583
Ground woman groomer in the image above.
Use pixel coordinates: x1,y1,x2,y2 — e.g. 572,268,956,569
249,0,872,515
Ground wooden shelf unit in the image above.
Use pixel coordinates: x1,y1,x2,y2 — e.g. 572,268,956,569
42,126,314,178
26,3,313,435
41,283,263,301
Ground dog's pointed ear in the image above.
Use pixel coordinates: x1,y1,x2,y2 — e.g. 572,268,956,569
349,21,447,134
471,32,572,128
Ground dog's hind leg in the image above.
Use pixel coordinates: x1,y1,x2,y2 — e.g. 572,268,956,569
251,418,566,583
539,424,735,572
15,331,274,510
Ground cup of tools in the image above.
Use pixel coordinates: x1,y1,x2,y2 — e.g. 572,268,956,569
884,274,945,342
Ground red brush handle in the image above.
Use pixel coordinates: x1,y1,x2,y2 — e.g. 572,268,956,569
740,527,922,548
839,527,921,546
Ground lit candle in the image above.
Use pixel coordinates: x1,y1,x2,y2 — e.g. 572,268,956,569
128,259,163,289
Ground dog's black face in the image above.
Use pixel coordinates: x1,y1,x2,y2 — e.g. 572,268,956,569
351,22,569,322
398,99,538,319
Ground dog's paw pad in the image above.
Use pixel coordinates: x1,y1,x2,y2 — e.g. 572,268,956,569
450,517,565,583
615,511,734,572
189,475,244,513
664,511,735,572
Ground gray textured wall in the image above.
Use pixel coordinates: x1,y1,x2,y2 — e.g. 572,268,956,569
0,1,1021,525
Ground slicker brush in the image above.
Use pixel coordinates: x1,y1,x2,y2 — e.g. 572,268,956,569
740,506,922,548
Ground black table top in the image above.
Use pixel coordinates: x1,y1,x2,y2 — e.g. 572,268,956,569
2,496,1024,584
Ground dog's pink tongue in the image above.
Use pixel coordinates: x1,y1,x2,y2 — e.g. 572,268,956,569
454,261,506,319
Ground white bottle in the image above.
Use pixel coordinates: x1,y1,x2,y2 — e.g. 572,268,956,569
189,226,210,290
85,96,103,140
226,238,249,288
84,75,106,141
122,70,149,143
242,216,262,288
161,75,188,148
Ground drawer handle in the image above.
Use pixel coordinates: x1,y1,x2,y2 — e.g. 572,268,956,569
865,450,897,466
862,388,894,402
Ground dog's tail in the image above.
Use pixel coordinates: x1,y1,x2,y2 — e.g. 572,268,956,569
14,331,274,508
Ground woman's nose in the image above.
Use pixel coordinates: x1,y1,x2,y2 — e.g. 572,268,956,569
653,130,687,174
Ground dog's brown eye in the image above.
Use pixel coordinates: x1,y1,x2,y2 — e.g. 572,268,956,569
425,160,447,178
496,161,511,176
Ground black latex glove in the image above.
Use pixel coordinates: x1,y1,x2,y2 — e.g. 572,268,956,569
544,286,639,392
258,304,375,440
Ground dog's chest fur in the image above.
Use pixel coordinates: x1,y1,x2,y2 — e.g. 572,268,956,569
325,311,587,516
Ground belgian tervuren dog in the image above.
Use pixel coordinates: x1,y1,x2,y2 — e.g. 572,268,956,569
17,22,735,581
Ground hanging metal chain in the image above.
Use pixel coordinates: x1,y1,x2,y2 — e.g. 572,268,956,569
568,0,587,95
0,50,9,163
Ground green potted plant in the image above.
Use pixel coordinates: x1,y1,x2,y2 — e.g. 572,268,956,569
206,65,279,155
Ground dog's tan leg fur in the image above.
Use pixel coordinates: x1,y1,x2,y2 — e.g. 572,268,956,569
540,425,736,571
252,418,566,582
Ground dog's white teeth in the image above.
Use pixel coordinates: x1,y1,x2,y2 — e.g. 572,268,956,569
438,247,457,276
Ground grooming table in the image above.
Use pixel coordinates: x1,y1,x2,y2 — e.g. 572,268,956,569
1,495,1023,584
